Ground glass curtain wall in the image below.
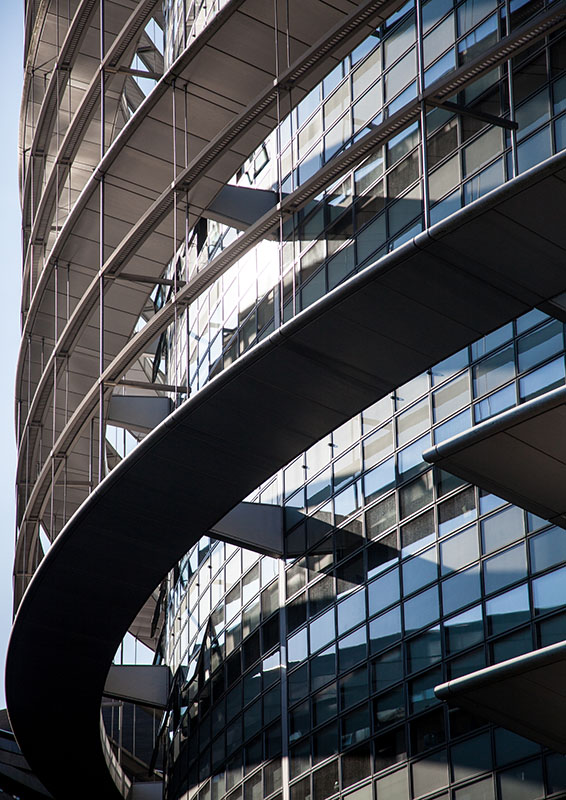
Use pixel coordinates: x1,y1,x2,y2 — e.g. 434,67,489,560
153,0,566,405
159,307,566,800
152,1,566,799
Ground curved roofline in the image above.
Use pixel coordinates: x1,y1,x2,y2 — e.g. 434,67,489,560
8,148,566,798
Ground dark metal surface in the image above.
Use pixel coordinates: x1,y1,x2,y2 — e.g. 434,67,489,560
7,151,566,799
423,384,566,527
435,640,566,752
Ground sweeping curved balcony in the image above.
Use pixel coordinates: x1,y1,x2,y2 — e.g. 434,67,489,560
15,0,413,608
17,0,566,604
7,148,566,799
15,0,566,614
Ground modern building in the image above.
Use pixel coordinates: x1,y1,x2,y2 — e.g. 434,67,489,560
7,0,566,799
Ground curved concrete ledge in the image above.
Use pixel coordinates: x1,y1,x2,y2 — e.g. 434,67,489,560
423,384,566,526
19,0,363,346
18,0,566,452
15,0,406,552
8,147,566,798
18,0,393,379
435,639,566,753
13,147,566,605
17,0,566,515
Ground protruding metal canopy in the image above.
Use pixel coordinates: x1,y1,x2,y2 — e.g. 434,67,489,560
104,665,171,709
7,151,566,799
435,640,566,753
423,384,566,528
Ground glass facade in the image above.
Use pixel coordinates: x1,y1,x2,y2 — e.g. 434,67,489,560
154,3,566,402
158,308,566,800
14,0,566,797
151,4,566,799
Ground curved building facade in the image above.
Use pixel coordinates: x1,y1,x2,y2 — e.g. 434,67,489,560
9,0,566,799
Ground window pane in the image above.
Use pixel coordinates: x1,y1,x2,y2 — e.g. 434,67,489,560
399,471,434,519
369,606,402,653
364,457,395,502
442,564,481,615
402,546,438,595
486,584,529,636
411,749,448,796
340,665,368,710
533,566,566,615
463,127,502,176
518,126,551,174
404,585,439,632
310,608,335,653
498,759,543,800
369,568,400,616
397,398,429,446
519,355,565,401
483,542,527,595
338,590,366,635
313,682,337,727
372,646,404,692
410,667,442,717
474,384,515,422
339,626,367,671
363,423,394,469
375,767,408,800
288,629,308,668
424,14,454,65
517,320,563,373
311,645,336,691
385,49,417,100
353,47,382,98
366,543,397,595
473,345,515,397
481,506,524,554
407,625,442,672
445,605,484,654
438,488,475,536
333,446,362,492
530,526,566,573
401,510,434,556
458,0,496,34
440,524,479,575
434,408,472,443
433,373,470,422
452,732,492,782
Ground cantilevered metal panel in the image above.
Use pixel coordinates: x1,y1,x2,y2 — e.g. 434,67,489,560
7,150,566,799
104,665,170,709
423,385,566,527
435,641,566,753
209,502,284,557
